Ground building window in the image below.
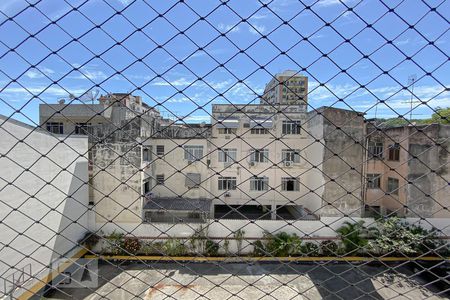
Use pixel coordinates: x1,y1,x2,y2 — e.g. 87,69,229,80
388,143,400,161
250,177,269,191
367,174,381,189
218,128,236,134
387,177,399,195
368,141,383,159
281,177,300,191
74,123,91,135
250,128,269,134
282,120,301,135
143,146,152,162
218,177,237,190
218,148,237,163
250,149,269,163
282,149,301,163
185,173,201,188
156,174,165,185
46,122,63,134
156,145,165,156
184,145,204,161
143,179,150,194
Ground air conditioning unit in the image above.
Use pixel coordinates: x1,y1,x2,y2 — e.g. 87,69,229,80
224,192,231,197
249,161,256,167
243,123,250,128
225,135,231,139
284,161,293,167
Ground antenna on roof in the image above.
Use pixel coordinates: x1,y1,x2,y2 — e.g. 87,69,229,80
68,88,100,104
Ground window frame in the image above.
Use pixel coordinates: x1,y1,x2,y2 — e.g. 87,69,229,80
368,141,383,159
74,122,91,135
387,177,399,195
250,176,269,191
282,120,301,135
282,149,301,163
143,146,152,162
156,145,165,156
218,148,237,163
366,174,381,189
156,174,165,185
388,143,400,161
218,128,237,134
46,122,64,134
281,177,300,191
250,128,269,134
250,149,269,163
184,145,204,161
218,176,237,190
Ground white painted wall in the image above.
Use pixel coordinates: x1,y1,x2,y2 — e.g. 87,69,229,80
0,116,89,296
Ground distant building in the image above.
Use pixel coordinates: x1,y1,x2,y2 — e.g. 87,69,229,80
364,123,450,218
261,70,308,106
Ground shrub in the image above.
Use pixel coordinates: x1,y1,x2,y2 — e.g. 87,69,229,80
79,231,100,250
320,240,339,256
369,217,443,256
123,237,141,255
105,231,125,255
257,231,302,257
337,221,377,255
205,239,219,256
163,239,188,256
300,242,320,256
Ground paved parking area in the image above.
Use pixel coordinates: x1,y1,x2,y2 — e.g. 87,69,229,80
44,261,448,299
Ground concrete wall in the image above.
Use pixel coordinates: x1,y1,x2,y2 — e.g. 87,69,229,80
146,138,212,200
307,108,366,217
0,115,88,295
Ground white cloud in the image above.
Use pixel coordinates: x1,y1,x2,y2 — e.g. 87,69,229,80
217,23,240,33
24,67,55,79
316,0,355,7
2,86,88,98
394,39,410,46
151,77,196,87
76,70,107,81
183,115,211,122
248,24,266,35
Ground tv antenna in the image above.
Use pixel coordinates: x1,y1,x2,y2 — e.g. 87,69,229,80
69,88,100,104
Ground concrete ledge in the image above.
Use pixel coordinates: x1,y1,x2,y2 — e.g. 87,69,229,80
84,255,449,262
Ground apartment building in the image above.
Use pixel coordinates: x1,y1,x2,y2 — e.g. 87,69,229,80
261,70,308,105
40,93,161,225
364,123,450,218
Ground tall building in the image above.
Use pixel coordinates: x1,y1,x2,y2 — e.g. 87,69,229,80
261,70,308,106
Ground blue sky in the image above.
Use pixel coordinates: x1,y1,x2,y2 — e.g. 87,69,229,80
0,0,448,124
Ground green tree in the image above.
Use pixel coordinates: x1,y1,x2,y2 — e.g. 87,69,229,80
337,220,377,255
430,107,450,124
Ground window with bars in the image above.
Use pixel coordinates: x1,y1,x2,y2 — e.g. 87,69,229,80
156,145,165,156
282,149,301,163
388,143,400,161
250,177,269,191
156,174,165,185
184,145,204,161
46,122,63,134
218,177,237,190
367,174,381,189
387,177,399,195
281,177,300,191
250,149,269,163
218,148,237,163
368,141,383,159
